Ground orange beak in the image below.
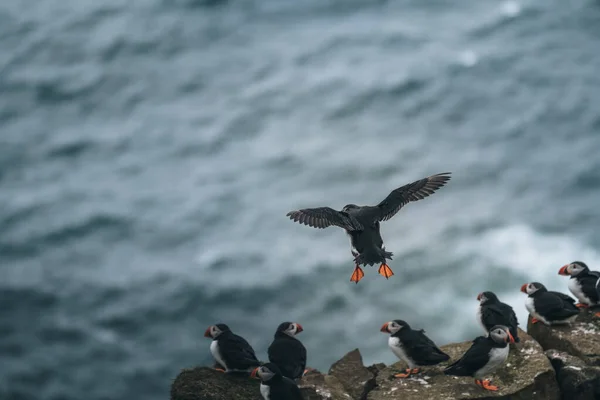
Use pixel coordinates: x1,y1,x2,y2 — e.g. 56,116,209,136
558,265,569,276
380,322,390,333
507,331,515,344
250,367,259,378
296,323,304,334
477,293,482,301
204,327,212,338
520,284,528,293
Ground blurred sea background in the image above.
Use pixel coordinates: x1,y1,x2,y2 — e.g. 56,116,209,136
2,0,600,399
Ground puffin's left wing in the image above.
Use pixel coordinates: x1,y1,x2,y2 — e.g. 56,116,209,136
286,207,363,230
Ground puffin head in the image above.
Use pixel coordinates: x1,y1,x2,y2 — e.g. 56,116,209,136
477,291,498,305
559,261,589,277
489,325,515,344
380,319,410,335
251,363,281,382
275,321,303,337
520,282,545,296
204,323,230,339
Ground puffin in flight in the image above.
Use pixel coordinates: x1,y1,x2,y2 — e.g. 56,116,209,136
476,291,520,343
204,323,261,373
380,319,450,378
444,325,515,391
558,261,600,310
286,172,451,283
520,282,579,325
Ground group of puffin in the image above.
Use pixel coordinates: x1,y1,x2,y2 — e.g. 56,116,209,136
202,171,600,399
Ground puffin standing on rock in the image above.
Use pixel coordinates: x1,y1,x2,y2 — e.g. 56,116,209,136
286,172,452,283
558,261,600,311
520,282,579,325
476,291,520,343
444,325,515,391
204,323,261,373
268,322,308,381
251,363,305,400
380,319,450,378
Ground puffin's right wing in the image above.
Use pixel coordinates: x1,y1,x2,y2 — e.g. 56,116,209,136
444,336,489,376
221,334,260,370
371,172,452,222
286,207,363,230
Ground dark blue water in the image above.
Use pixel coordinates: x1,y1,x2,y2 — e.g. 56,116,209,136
2,0,600,399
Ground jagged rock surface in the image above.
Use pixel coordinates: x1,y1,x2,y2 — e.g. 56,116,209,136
546,349,600,400
367,329,558,400
328,349,376,400
527,311,600,366
299,369,352,399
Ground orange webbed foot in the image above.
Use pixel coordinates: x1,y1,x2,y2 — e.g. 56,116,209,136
303,368,315,376
594,312,600,318
214,368,226,373
378,263,394,279
350,265,364,284
393,368,417,378
476,379,498,391
576,303,589,309
531,318,540,324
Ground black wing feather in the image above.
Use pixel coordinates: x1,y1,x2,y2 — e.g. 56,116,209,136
537,292,579,320
481,303,519,341
268,337,307,380
402,330,450,365
374,172,452,222
580,275,600,303
270,379,304,400
286,207,363,230
444,336,491,377
220,334,260,370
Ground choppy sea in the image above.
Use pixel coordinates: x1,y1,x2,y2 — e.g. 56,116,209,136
2,0,600,399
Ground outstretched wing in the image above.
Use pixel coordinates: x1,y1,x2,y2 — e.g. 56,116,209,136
372,172,452,222
286,207,363,230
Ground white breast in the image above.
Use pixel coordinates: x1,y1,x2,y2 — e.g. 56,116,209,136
260,383,270,400
474,345,509,379
568,278,593,305
210,340,227,371
524,297,550,325
476,305,488,336
388,336,415,368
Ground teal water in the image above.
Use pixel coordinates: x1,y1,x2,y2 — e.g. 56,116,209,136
2,0,600,399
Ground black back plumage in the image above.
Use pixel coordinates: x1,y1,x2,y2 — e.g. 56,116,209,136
479,292,520,343
268,323,307,380
573,263,600,303
443,336,503,377
393,322,450,365
531,287,579,321
259,363,304,400
214,324,260,370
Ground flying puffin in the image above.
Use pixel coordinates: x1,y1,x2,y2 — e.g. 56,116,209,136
286,172,451,283
558,261,600,309
267,322,307,381
380,319,450,378
476,291,520,343
443,325,515,391
520,282,579,325
251,363,305,400
204,323,261,373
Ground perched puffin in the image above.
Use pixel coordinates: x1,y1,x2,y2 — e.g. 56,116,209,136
558,261,600,308
476,291,520,343
380,320,450,378
251,363,305,400
268,322,307,381
444,325,515,391
204,323,261,373
520,282,579,325
286,172,451,283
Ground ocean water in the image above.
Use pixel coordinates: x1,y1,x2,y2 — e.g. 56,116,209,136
2,0,600,399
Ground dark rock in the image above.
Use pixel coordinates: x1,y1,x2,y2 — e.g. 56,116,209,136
328,349,376,400
366,329,559,400
527,311,600,366
170,367,261,400
299,369,353,399
546,350,600,400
